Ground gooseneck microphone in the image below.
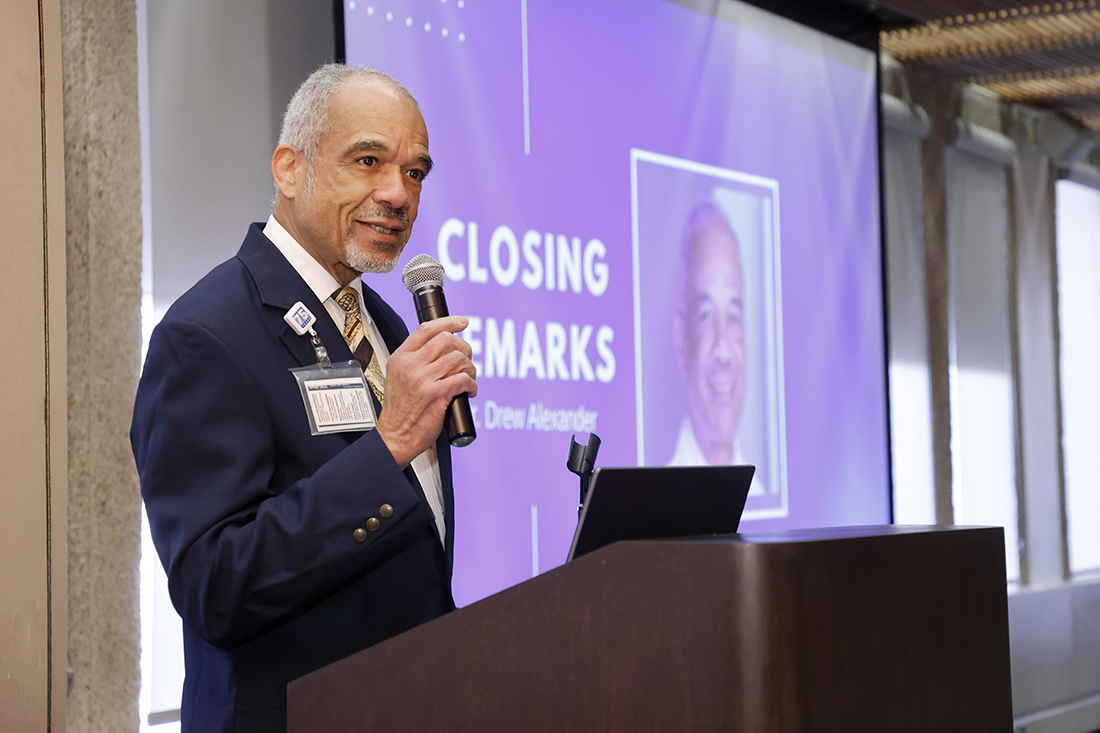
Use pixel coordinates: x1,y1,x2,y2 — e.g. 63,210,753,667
401,254,477,447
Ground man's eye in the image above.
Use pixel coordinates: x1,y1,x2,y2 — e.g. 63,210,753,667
358,156,377,166
407,169,425,181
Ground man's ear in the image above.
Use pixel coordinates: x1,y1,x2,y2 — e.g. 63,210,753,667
272,144,303,199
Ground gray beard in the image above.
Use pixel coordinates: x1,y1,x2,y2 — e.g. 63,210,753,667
345,237,401,274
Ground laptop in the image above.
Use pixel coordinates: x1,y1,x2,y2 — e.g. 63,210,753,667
566,465,756,561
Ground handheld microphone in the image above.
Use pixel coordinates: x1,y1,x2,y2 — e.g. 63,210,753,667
401,254,477,447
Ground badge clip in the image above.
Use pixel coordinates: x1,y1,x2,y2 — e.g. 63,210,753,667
284,302,331,368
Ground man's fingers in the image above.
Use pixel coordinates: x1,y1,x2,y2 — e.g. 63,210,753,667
400,315,469,351
435,348,477,382
455,373,478,398
377,314,478,466
416,328,473,364
390,330,474,378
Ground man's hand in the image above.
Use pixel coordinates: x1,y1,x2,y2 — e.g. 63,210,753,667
375,315,478,468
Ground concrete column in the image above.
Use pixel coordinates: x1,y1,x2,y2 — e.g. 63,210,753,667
61,0,143,730
908,69,959,524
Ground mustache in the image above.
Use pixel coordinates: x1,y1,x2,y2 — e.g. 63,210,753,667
356,204,409,228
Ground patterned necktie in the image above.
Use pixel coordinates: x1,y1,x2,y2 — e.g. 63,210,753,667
334,287,386,404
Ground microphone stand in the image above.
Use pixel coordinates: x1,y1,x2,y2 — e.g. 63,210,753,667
566,433,601,519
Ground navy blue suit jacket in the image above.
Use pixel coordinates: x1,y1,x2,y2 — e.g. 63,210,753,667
131,224,455,733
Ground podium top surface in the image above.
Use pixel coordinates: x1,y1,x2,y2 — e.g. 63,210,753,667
719,523,989,545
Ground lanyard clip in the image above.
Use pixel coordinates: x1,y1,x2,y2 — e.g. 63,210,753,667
284,302,332,368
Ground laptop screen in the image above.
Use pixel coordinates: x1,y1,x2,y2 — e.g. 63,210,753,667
567,465,755,561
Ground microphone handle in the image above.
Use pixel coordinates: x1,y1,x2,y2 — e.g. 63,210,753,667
413,286,477,447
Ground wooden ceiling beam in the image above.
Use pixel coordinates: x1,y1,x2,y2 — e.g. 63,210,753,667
878,0,1100,129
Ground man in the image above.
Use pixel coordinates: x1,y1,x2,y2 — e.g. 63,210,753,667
131,64,476,733
669,202,764,495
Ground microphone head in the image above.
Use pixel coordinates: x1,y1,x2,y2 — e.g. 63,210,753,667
402,253,446,293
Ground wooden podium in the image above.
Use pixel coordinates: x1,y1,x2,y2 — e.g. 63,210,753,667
287,526,1012,732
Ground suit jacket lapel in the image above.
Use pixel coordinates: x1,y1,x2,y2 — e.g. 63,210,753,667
235,223,354,371
235,224,366,459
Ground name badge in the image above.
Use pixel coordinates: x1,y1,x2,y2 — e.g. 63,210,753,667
290,361,376,435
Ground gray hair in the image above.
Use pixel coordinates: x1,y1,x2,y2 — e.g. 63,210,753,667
278,64,419,192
